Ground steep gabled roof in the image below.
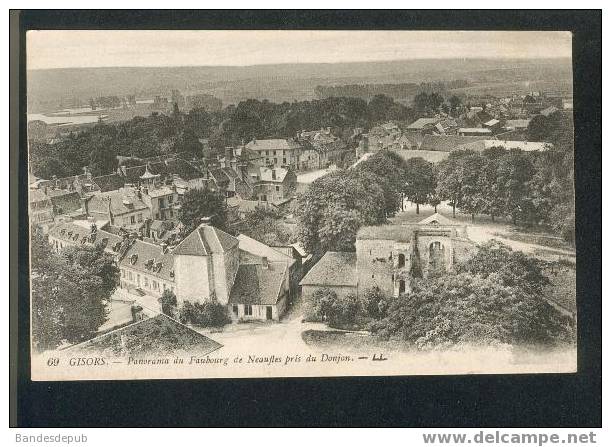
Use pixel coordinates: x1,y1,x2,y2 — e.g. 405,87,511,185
418,212,455,226
245,139,302,152
92,173,125,192
299,251,357,287
172,224,238,256
228,262,287,305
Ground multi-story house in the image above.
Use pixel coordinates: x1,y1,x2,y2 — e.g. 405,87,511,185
84,187,151,231
245,138,303,170
253,167,297,204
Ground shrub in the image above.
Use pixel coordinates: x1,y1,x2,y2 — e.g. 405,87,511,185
326,293,359,327
303,288,359,327
158,290,177,317
179,300,231,328
360,287,388,319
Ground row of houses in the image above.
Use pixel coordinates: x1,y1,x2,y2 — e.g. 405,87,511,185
47,217,304,322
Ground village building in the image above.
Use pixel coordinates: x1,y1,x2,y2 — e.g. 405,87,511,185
245,138,303,170
299,213,474,300
252,166,297,204
29,189,55,226
83,187,151,231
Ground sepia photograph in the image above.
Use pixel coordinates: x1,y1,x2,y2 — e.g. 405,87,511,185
25,28,579,381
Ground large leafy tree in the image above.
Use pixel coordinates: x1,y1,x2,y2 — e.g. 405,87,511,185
178,187,228,235
295,170,386,254
353,151,408,217
403,157,436,214
31,243,119,352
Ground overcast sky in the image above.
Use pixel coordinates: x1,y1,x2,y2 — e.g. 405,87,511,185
27,30,572,70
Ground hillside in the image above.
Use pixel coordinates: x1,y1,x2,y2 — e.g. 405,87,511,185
27,58,572,113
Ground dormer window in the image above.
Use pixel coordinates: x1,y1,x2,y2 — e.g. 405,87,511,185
130,254,138,265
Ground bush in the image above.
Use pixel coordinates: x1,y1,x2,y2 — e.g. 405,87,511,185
179,300,231,328
303,288,359,327
158,290,177,317
327,293,359,327
360,287,389,319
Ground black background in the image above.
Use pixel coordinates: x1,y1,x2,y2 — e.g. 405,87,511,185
12,10,602,427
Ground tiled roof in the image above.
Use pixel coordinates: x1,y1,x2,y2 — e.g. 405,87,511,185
299,251,357,287
46,189,82,215
357,225,415,243
505,119,531,129
172,224,238,256
418,212,455,226
92,173,125,192
68,313,221,357
406,118,440,130
87,189,149,216
29,189,51,204
258,166,289,183
540,106,559,117
237,234,294,267
420,135,492,152
48,221,123,253
245,139,302,152
458,128,492,134
119,239,175,281
165,158,205,180
228,262,287,305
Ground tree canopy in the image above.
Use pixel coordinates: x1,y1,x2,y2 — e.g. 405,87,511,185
178,187,228,235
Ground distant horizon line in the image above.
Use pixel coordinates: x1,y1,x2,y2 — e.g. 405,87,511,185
28,56,572,71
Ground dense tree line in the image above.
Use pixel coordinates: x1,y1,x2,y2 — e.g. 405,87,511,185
314,80,469,102
29,95,412,179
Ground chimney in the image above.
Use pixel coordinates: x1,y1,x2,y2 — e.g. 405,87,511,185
161,242,168,254
200,216,212,226
271,169,277,181
225,147,233,164
142,186,149,196
261,256,269,269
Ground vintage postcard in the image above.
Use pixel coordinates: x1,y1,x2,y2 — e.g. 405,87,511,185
27,30,577,381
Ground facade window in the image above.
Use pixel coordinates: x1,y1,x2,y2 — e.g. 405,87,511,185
398,253,405,268
122,269,126,278
144,277,149,288
265,150,269,156
275,186,280,192
283,158,287,164
232,305,239,315
245,305,253,316
169,210,173,218
168,195,173,204
273,150,276,155
159,198,165,208
130,216,136,224
399,280,406,294
137,213,143,223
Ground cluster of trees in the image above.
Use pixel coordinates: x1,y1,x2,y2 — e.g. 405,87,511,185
235,206,292,246
29,94,412,179
368,241,575,349
435,117,574,242
29,110,203,179
413,91,464,117
295,151,436,254
31,227,119,352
